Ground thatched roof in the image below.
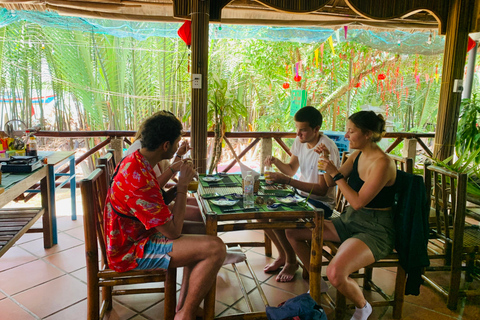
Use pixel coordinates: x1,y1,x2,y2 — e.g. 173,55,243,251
0,0,451,32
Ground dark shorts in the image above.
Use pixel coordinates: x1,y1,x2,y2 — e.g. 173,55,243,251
307,198,333,218
331,206,395,261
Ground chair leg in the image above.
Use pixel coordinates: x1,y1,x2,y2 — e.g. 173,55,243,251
363,267,373,291
164,268,178,319
102,287,113,311
447,250,463,310
335,290,346,320
87,281,100,320
264,232,272,257
392,266,406,319
466,254,474,282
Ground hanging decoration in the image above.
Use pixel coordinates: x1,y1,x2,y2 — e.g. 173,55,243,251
344,26,348,40
294,63,301,82
378,74,386,80
314,48,319,68
283,82,290,89
435,65,439,83
467,36,477,52
327,36,335,55
354,82,361,88
177,20,192,72
177,20,192,48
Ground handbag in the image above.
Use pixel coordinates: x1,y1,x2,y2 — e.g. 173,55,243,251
266,293,327,320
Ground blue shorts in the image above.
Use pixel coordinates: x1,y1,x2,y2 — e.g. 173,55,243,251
135,232,174,270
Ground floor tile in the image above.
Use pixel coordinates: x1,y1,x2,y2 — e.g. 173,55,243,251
215,268,257,306
0,246,38,272
43,245,86,273
63,226,85,241
0,259,65,295
0,298,37,320
43,299,88,320
18,233,83,258
12,275,87,319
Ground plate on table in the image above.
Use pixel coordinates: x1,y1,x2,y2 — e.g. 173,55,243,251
276,195,297,204
210,197,239,207
201,192,221,199
202,176,223,182
267,203,282,211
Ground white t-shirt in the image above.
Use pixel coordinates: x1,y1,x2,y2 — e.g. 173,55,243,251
124,139,163,178
290,133,341,208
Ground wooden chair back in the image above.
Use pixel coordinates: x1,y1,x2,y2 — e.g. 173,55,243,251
81,167,176,320
423,163,480,310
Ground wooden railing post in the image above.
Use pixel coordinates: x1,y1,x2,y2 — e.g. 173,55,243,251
402,138,417,167
110,138,123,165
260,137,272,174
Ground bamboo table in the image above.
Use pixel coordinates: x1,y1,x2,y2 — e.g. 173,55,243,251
195,175,324,320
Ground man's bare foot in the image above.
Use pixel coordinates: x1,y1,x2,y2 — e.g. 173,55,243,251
276,263,298,282
264,258,285,273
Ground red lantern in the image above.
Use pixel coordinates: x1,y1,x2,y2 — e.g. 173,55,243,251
282,82,290,89
378,74,386,80
354,82,361,88
177,20,192,48
294,75,302,82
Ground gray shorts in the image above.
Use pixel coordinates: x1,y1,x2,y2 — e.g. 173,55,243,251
331,206,395,261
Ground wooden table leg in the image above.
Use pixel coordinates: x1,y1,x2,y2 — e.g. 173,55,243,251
41,175,53,248
204,213,218,320
309,209,324,303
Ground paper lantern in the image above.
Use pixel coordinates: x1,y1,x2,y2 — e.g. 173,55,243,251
282,82,290,89
354,82,361,88
467,36,477,52
378,74,386,80
294,75,302,82
177,20,192,48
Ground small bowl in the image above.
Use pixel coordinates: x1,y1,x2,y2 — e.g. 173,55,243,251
267,203,282,210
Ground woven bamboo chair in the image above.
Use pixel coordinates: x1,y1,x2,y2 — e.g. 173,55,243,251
325,154,414,319
80,167,177,320
423,163,480,310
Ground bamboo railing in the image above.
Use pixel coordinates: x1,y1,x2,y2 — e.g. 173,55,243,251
33,130,435,175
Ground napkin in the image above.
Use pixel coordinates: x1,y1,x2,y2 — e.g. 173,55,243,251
239,161,260,180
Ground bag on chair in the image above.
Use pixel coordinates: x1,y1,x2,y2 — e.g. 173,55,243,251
266,293,327,320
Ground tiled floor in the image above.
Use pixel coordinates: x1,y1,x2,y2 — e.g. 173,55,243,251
1,190,479,320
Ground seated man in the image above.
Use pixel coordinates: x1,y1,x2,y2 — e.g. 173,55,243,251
264,106,340,282
104,111,226,320
125,131,203,224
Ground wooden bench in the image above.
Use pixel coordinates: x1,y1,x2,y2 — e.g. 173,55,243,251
0,166,53,258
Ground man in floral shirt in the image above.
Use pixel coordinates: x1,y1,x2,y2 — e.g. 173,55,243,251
105,111,226,320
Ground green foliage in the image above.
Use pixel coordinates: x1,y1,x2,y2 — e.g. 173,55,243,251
456,94,480,164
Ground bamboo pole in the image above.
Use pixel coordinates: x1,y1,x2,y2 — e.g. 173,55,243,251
434,0,473,161
191,0,210,174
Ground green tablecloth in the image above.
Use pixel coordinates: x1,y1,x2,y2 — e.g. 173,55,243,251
0,172,33,189
199,174,243,187
207,194,313,214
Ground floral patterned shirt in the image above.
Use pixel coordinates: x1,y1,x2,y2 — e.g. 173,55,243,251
104,150,172,272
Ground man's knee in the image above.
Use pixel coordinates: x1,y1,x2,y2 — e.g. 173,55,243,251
206,236,226,261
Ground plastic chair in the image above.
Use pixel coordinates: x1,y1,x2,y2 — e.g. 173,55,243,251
423,163,480,310
80,167,177,319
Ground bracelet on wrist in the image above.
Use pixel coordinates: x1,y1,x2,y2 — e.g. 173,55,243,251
175,154,182,159
287,177,292,185
169,167,176,174
332,172,344,182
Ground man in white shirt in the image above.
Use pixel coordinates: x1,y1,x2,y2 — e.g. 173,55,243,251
264,106,340,282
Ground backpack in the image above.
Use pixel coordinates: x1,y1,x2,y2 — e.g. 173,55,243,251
266,293,327,320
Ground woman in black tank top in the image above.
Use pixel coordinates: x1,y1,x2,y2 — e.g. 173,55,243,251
286,111,397,320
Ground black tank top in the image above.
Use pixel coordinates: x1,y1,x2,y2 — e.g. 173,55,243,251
347,152,396,208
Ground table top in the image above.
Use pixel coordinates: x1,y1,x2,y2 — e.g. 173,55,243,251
196,174,317,222
0,165,47,208
39,151,76,165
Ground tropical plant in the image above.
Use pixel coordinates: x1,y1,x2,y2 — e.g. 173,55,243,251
456,94,480,164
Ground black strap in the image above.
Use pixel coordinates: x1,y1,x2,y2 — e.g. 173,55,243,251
111,206,141,222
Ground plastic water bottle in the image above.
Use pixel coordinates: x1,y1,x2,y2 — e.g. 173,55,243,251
243,171,255,209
